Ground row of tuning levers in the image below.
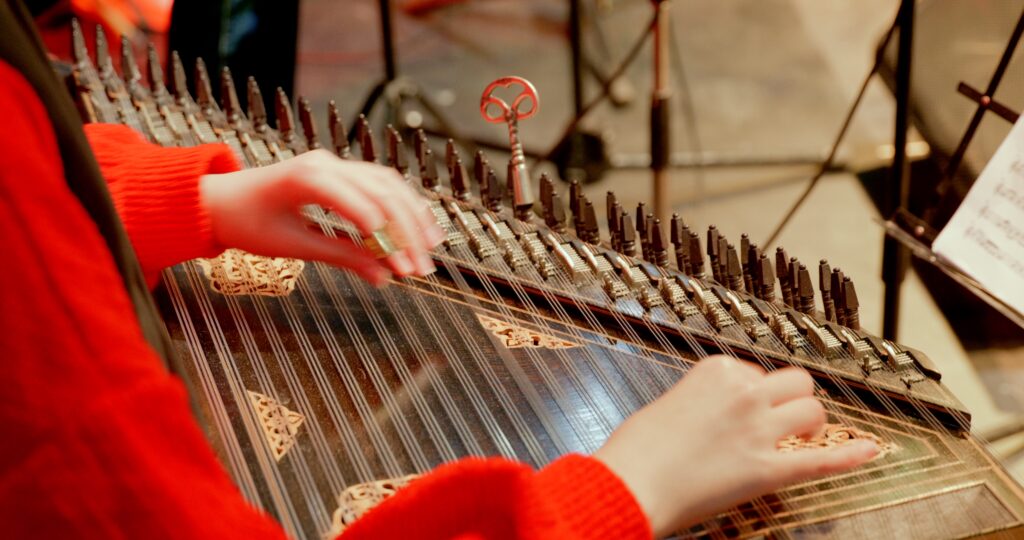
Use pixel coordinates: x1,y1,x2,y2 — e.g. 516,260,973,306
408,141,962,423
70,20,959,424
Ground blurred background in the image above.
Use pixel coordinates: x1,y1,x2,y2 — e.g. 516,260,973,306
33,0,1024,478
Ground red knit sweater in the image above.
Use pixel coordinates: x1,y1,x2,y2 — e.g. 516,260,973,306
0,60,651,539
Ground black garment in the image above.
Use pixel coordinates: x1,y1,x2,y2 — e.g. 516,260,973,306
168,0,300,124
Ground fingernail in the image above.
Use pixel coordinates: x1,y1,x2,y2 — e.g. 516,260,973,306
392,253,414,275
854,440,879,456
417,253,437,276
369,269,391,287
429,226,446,245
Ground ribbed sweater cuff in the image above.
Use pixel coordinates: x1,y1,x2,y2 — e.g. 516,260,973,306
85,124,240,283
535,454,652,540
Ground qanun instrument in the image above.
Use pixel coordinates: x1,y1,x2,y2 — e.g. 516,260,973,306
65,20,1024,539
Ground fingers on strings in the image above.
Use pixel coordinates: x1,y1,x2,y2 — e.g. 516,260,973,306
297,153,445,281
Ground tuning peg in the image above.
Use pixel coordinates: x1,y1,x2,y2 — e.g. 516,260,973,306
194,58,218,112
609,200,623,251
420,147,439,190
582,199,600,244
726,244,744,292
645,213,656,260
220,67,243,124
740,234,754,292
146,43,168,98
451,157,471,201
797,264,815,314
670,214,690,273
479,160,491,198
540,174,558,227
505,160,519,211
606,192,620,242
412,130,426,164
620,211,637,257
484,167,503,212
386,125,409,175
758,255,775,301
650,219,669,266
670,214,682,247
71,19,89,66
707,225,720,281
471,150,487,193
295,97,318,149
194,58,214,105
831,268,847,326
325,101,351,158
489,167,505,212
635,203,649,259
120,36,141,89
842,277,860,331
445,139,458,176
354,115,376,162
246,77,268,131
717,237,730,284
569,180,583,230
169,51,189,100
687,231,705,278
577,194,591,235
539,173,554,216
789,257,801,305
776,247,793,306
548,192,567,233
747,242,761,280
540,173,553,209
819,260,835,322
94,24,113,74
274,88,297,140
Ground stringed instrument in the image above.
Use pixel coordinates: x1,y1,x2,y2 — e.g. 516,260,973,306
67,21,1024,539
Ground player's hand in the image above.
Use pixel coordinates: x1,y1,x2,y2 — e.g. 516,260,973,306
200,149,445,285
593,355,878,536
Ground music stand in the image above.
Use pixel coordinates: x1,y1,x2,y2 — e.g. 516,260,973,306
880,4,1024,340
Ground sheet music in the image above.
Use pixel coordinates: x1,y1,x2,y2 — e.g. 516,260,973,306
933,115,1024,315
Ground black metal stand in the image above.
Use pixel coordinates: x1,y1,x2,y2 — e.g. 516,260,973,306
547,0,833,205
352,0,476,155
880,0,915,340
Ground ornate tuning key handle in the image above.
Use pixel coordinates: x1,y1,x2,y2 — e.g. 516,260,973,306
479,76,539,220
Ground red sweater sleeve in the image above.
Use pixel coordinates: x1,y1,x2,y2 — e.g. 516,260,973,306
338,454,651,540
0,59,285,539
0,61,651,539
83,122,240,285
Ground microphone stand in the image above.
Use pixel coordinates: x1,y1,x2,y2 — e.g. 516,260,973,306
651,0,672,221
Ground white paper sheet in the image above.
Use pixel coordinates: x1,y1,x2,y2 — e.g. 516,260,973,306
933,115,1024,315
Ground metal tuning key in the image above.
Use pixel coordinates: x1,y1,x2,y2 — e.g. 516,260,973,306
327,100,351,159
819,259,835,322
385,125,408,175
451,158,470,201
480,76,539,220
420,147,439,191
247,77,269,133
298,97,320,149
620,211,637,257
355,115,376,163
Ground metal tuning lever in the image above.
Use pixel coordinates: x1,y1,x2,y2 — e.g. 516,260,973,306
479,76,539,220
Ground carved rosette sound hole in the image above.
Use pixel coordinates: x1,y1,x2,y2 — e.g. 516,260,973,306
777,423,897,459
247,390,305,461
328,474,420,536
476,313,578,350
197,248,304,297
